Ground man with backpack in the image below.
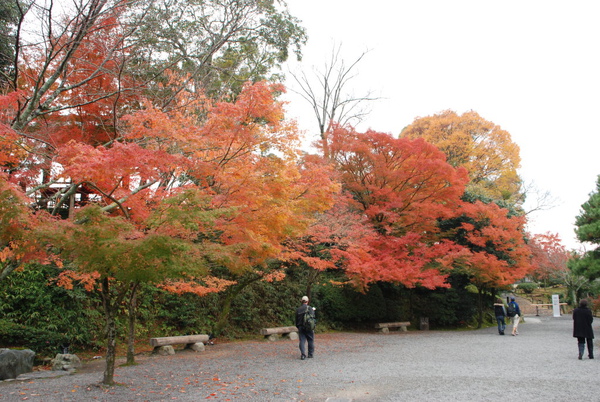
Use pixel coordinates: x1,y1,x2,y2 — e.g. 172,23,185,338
295,295,316,360
507,296,521,336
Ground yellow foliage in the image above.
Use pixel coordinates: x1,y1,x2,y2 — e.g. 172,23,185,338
402,110,523,206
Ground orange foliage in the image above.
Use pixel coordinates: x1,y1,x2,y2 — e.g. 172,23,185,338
158,276,237,296
326,126,468,237
402,110,522,204
311,127,470,289
528,232,569,283
0,175,55,271
454,201,532,287
56,270,101,292
0,93,28,170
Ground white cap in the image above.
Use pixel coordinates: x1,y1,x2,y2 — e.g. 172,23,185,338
301,296,309,302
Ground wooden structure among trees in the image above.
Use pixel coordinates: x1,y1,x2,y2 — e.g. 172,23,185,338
150,334,210,350
375,321,411,333
260,326,299,341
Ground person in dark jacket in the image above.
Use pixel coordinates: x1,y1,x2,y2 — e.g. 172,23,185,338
295,296,316,360
494,298,507,335
573,299,594,360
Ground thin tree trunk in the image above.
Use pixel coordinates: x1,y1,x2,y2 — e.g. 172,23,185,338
304,266,322,300
126,282,139,365
476,286,484,329
0,261,18,282
101,278,117,385
213,274,262,337
100,278,130,385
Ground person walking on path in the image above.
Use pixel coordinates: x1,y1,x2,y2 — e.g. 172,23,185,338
295,295,316,360
494,298,507,335
573,299,594,360
508,296,521,336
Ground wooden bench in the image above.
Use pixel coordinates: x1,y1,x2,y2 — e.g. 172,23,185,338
260,326,299,341
531,303,568,316
150,334,210,354
375,321,411,334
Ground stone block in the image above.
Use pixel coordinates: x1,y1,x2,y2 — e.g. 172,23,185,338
188,342,205,352
0,349,35,380
156,345,175,355
51,353,81,371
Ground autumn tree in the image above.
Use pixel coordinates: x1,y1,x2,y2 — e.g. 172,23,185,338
2,76,338,385
283,192,377,295
401,110,523,207
0,174,56,280
322,126,469,289
530,232,586,306
0,0,329,386
528,232,570,286
438,195,532,327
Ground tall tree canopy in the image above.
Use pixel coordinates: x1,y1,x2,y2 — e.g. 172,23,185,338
401,110,523,207
528,232,569,286
572,175,600,280
320,126,470,289
131,0,306,101
0,0,22,86
0,0,318,385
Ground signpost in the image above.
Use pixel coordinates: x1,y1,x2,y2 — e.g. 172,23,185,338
552,294,561,317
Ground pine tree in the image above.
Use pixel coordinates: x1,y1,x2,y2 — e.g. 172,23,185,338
572,175,600,279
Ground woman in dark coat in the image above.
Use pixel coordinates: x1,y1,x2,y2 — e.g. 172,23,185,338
573,299,594,360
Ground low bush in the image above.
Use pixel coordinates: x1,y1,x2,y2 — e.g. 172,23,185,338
517,282,538,294
0,319,70,356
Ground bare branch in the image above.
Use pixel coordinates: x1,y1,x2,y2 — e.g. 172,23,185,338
522,180,560,216
288,44,381,158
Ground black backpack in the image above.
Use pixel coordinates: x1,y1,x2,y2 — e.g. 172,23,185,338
302,306,316,331
507,303,516,317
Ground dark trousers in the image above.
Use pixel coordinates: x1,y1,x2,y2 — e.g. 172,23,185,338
496,316,506,334
577,337,594,358
298,327,314,357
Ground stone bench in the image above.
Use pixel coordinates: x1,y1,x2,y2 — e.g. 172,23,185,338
375,321,411,334
150,334,210,355
260,326,299,341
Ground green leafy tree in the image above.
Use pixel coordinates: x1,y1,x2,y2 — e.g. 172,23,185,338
130,0,306,102
572,175,600,280
0,0,23,87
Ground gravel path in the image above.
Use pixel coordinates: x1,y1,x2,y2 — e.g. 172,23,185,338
0,314,597,401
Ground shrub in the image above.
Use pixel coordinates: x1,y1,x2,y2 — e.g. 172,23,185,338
0,319,70,356
517,282,538,294
0,264,104,352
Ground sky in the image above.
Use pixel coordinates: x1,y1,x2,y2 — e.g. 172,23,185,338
281,0,600,251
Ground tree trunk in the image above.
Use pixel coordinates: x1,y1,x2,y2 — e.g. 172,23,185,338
101,278,117,386
0,261,18,282
213,274,262,337
476,286,484,329
321,134,330,161
305,267,320,300
126,282,139,365
99,277,130,385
